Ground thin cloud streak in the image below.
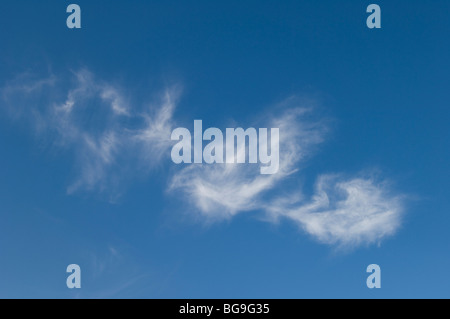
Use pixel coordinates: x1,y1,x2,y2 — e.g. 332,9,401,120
169,105,328,220
266,175,404,248
168,100,405,248
1,69,406,248
1,69,178,197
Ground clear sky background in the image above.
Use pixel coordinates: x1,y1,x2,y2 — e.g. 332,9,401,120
0,0,449,298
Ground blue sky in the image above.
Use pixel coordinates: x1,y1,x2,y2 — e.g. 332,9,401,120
0,0,449,298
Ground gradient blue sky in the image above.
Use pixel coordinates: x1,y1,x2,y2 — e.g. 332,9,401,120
0,0,449,298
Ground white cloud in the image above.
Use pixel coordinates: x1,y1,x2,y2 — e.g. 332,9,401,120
1,69,178,197
168,99,404,248
266,175,404,248
169,102,328,220
1,70,406,248
134,87,181,165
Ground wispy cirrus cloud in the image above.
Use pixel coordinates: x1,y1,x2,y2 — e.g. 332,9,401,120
1,68,406,248
1,68,178,198
266,174,404,248
133,87,180,166
167,99,404,248
169,105,328,220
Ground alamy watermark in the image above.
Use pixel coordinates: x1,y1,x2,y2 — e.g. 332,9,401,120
66,264,81,289
366,264,381,289
171,120,280,175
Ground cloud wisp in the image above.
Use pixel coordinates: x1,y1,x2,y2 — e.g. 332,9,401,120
169,106,328,220
167,100,404,248
1,69,178,197
266,174,404,248
1,69,405,248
